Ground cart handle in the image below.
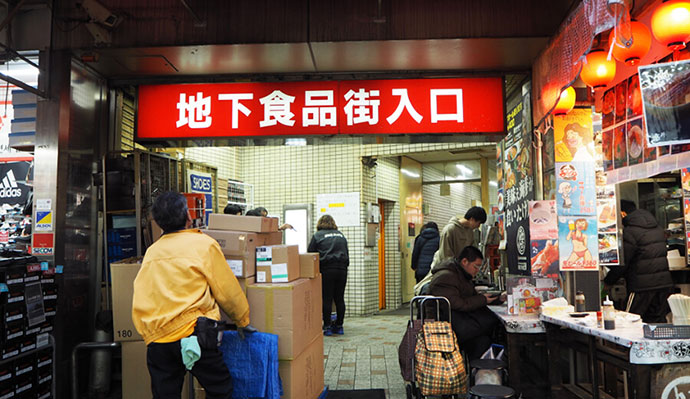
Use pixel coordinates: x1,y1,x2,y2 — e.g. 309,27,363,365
418,295,452,325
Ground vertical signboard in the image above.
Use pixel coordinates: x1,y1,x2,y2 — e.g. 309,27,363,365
554,109,599,271
503,82,534,275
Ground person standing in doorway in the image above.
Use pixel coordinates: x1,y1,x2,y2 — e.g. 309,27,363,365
435,206,487,264
604,200,674,323
411,222,440,283
415,206,487,294
308,214,350,336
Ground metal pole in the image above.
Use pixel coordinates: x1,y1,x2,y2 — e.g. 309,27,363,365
71,342,120,399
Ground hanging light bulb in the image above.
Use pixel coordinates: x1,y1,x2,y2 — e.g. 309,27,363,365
553,87,576,115
651,0,690,50
609,20,652,66
580,50,617,89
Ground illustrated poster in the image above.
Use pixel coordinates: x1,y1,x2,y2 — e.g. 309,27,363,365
597,199,619,265
558,215,599,271
555,162,596,216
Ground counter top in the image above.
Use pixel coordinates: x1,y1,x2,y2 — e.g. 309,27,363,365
488,305,546,334
540,312,690,365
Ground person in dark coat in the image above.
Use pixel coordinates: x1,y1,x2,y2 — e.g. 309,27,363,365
411,222,440,283
308,214,350,336
428,246,504,360
604,200,674,323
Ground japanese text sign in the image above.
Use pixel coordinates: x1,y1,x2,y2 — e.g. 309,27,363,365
136,78,504,139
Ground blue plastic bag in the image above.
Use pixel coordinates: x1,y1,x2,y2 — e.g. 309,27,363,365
219,331,282,399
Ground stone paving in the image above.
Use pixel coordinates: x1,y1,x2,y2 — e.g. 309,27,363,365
323,308,410,399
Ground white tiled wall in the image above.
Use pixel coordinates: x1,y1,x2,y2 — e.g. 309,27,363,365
185,141,484,315
422,164,482,228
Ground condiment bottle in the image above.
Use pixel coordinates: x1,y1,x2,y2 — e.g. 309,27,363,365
575,291,586,312
603,296,616,330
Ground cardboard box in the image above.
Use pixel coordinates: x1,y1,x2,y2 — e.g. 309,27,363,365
255,245,300,283
203,230,282,277
122,341,188,399
299,253,320,278
279,334,324,399
237,276,255,294
247,275,322,359
208,214,279,232
110,258,144,342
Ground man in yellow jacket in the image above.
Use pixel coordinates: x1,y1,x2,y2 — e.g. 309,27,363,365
132,191,251,399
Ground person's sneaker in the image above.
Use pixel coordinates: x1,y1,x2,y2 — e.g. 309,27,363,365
323,327,333,336
330,325,344,335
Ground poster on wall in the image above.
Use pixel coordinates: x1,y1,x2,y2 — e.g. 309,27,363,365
597,199,619,265
558,215,599,271
640,59,690,147
529,201,558,276
503,82,534,275
316,192,360,227
0,161,32,206
555,162,596,216
602,88,615,130
186,170,214,224
627,117,645,165
554,108,595,163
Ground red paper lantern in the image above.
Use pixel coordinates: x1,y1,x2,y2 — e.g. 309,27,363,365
651,0,690,50
609,21,652,66
553,87,576,115
580,50,617,89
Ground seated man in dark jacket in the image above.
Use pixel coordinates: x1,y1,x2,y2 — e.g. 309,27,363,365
411,222,440,283
428,246,503,360
604,200,673,323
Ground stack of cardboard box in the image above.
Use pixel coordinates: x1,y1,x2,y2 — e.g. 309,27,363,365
247,251,324,399
112,214,324,398
110,258,189,399
203,213,283,290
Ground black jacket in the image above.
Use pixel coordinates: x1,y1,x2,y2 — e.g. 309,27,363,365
308,229,349,272
411,228,440,277
604,209,673,292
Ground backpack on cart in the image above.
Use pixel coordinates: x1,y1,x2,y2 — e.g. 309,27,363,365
413,301,467,396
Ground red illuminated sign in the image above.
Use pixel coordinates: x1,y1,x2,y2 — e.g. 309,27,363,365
136,78,504,139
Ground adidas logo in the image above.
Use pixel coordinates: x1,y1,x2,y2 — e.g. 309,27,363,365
0,170,22,198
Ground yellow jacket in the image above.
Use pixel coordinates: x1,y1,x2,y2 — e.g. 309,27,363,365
132,229,250,344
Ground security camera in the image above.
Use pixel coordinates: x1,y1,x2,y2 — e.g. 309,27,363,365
80,0,119,28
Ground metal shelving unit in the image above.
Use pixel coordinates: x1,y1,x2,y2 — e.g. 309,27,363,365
226,180,254,214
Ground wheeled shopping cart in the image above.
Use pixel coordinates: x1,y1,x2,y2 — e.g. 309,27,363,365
399,295,467,399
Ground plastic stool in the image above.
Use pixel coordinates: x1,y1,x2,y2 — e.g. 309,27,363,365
468,384,517,399
469,358,508,385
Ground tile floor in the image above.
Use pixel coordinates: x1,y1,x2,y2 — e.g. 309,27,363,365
323,307,410,399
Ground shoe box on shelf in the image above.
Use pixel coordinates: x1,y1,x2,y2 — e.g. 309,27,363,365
0,255,59,398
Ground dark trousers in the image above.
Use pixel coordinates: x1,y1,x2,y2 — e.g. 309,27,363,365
630,288,672,323
322,269,347,328
450,307,499,361
147,341,232,399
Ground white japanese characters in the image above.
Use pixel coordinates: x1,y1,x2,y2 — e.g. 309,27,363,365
176,92,212,129
173,87,465,130
303,90,337,127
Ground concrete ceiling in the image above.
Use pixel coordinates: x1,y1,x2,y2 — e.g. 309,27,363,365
404,146,497,164
78,37,547,80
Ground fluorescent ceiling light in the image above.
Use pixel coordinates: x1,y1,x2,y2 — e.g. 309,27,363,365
456,164,473,176
489,181,498,187
401,168,420,178
285,138,307,146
